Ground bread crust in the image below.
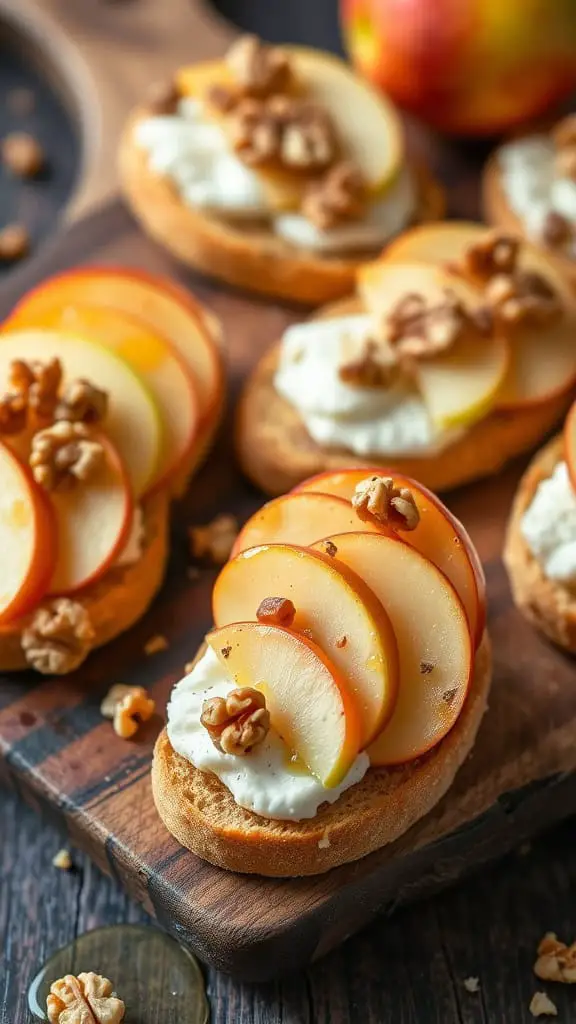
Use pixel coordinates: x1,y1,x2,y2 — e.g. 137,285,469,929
152,631,491,876
0,490,169,671
504,433,576,651
119,109,445,306
235,296,572,495
482,154,576,288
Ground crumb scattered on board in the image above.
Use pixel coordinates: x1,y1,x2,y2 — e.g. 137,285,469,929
0,223,29,262
52,848,72,871
144,634,168,656
463,977,480,993
189,514,238,565
1,132,44,178
529,992,558,1017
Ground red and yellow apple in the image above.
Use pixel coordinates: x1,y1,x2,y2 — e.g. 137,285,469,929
207,622,362,787
341,0,576,136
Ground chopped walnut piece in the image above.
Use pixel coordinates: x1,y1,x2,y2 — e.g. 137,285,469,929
100,683,144,719
22,598,95,675
144,633,168,656
484,270,561,327
338,338,397,388
256,596,296,627
229,94,337,172
385,289,486,361
463,977,480,993
55,378,108,424
541,210,572,249
336,635,347,649
1,131,44,177
302,161,366,231
30,421,104,491
226,34,291,97
201,687,270,755
529,992,558,1017
52,848,72,871
113,687,156,739
147,78,180,115
460,231,519,280
189,513,238,565
0,358,62,432
352,475,420,532
534,932,576,983
47,972,125,1024
0,223,29,262
323,540,338,557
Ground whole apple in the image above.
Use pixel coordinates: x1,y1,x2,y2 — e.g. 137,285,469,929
341,0,576,135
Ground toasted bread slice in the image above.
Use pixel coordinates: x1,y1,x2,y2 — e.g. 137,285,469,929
119,109,445,306
236,296,571,496
504,434,576,651
482,154,576,289
152,631,491,876
0,489,169,672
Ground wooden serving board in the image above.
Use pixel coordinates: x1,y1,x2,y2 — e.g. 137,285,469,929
2,200,576,981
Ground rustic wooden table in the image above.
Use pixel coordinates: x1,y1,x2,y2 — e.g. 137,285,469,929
2,1,576,1021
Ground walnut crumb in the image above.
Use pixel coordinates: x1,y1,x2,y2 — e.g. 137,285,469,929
144,634,168,656
189,513,238,564
55,378,108,424
52,848,72,871
534,932,576,983
113,688,156,739
302,161,366,231
0,223,29,262
47,972,125,1024
201,686,270,755
229,94,336,172
336,635,347,649
22,599,95,675
463,977,480,993
1,131,44,177
529,992,558,1017
443,688,457,705
226,34,292,97
339,338,397,388
221,644,232,659
352,476,420,532
30,421,104,491
323,540,338,557
256,596,296,627
420,661,434,674
100,684,144,720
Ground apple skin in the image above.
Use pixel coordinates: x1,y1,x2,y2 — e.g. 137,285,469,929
341,0,576,136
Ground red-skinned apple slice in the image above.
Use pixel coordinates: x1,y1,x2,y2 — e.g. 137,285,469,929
232,491,395,557
48,432,133,595
295,468,486,647
9,303,200,495
212,543,399,748
206,622,362,788
312,533,472,765
0,440,57,623
564,400,576,492
6,266,224,432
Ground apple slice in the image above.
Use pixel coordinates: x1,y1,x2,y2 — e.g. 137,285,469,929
382,221,487,268
0,440,57,623
48,432,132,595
10,303,200,494
295,468,485,646
358,261,509,429
6,267,223,436
206,622,362,787
312,533,472,765
0,329,161,498
213,543,398,748
564,401,576,492
232,491,394,557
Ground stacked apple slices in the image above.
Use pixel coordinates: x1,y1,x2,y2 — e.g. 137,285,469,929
207,469,486,790
360,223,576,421
0,266,223,667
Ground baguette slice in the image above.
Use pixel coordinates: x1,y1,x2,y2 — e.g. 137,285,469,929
152,631,491,876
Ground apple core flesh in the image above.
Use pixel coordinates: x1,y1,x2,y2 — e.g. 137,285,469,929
207,622,362,788
212,543,399,748
0,329,161,497
315,532,472,765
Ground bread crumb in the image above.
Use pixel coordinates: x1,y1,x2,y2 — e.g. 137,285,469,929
1,132,44,177
463,977,479,993
318,832,330,849
0,223,29,262
144,634,168,656
52,848,72,871
529,992,558,1017
189,513,238,565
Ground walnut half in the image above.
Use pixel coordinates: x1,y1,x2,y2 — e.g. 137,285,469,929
30,420,105,491
534,932,576,984
226,34,292,97
201,687,270,755
47,972,125,1024
352,476,420,532
21,598,95,675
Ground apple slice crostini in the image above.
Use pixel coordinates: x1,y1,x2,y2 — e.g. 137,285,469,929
505,400,576,652
0,267,224,674
238,222,576,495
152,471,491,876
118,34,444,306
483,114,576,288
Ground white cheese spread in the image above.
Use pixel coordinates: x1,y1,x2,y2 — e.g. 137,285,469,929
166,645,369,821
521,461,576,583
135,98,415,254
115,506,144,568
498,136,576,254
274,315,462,457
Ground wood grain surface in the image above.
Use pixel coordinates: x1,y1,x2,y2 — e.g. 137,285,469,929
1,199,576,981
